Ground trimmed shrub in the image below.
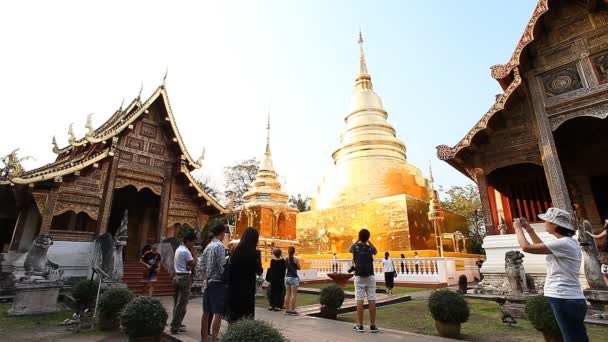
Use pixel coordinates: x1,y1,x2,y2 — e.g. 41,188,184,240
72,279,99,311
222,319,286,342
98,287,134,319
320,285,345,309
428,289,470,324
525,296,562,338
120,296,168,338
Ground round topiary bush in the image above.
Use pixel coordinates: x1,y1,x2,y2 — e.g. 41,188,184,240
98,287,134,330
72,279,99,312
120,296,168,339
320,285,345,309
525,296,562,339
222,319,286,342
428,289,470,324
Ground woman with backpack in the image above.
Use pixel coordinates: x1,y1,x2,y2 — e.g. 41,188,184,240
284,246,301,315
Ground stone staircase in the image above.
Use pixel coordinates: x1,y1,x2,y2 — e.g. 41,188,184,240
123,261,174,296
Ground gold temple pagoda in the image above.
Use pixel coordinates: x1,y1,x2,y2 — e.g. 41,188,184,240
297,33,466,255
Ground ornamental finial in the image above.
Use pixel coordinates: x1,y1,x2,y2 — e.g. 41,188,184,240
196,146,206,165
85,113,94,136
358,29,369,76
138,83,143,99
52,136,59,154
68,123,76,144
162,67,168,87
265,111,271,157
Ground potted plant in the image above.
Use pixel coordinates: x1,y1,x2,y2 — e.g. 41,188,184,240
72,279,99,313
97,287,134,331
319,285,345,319
526,296,563,342
222,319,286,342
120,296,168,342
428,289,470,338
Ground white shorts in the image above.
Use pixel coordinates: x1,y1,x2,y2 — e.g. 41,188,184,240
354,275,376,301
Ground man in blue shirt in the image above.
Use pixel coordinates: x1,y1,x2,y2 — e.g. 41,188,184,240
349,229,379,333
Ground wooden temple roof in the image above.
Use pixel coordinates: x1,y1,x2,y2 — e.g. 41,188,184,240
1,83,225,213
435,0,551,178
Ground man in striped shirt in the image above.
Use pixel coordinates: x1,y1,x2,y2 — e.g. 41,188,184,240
199,223,227,342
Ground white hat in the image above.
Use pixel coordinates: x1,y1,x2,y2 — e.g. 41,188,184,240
538,208,575,231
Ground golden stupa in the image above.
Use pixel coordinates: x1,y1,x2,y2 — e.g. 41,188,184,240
296,33,466,255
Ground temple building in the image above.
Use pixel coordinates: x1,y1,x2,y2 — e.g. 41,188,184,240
297,33,467,255
234,116,299,250
437,0,608,236
0,82,224,279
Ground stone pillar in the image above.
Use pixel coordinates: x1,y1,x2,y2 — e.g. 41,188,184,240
526,74,572,210
472,168,495,235
97,153,120,235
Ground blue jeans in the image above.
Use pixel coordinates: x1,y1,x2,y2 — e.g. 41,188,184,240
546,297,588,342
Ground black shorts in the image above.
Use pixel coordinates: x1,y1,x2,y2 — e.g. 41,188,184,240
203,282,227,315
144,270,158,283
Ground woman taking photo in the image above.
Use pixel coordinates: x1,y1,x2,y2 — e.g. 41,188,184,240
226,227,263,322
266,248,286,311
140,244,160,297
382,252,396,295
513,208,588,342
284,246,300,315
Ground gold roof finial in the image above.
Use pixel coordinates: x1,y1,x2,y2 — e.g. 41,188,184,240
162,67,168,87
52,136,59,154
356,30,372,90
119,98,125,112
265,111,271,157
68,123,76,144
196,146,206,165
138,83,143,99
85,113,94,137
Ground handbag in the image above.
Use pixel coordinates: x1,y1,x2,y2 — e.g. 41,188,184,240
265,267,272,282
393,270,398,278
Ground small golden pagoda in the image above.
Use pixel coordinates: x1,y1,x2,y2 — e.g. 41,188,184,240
235,115,299,247
297,33,467,256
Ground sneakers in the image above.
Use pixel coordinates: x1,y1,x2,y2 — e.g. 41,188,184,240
353,325,364,333
370,325,379,333
285,310,299,315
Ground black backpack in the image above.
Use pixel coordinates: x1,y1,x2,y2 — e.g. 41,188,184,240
353,244,374,277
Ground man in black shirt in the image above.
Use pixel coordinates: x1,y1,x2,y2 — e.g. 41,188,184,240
349,229,379,333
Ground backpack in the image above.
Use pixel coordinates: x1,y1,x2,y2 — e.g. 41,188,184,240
353,244,374,277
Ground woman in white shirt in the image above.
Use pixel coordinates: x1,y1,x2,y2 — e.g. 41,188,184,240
381,252,396,295
514,208,588,342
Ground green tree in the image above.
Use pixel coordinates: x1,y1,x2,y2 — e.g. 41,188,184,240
224,158,259,208
194,173,221,201
177,223,194,239
440,184,485,245
289,194,311,212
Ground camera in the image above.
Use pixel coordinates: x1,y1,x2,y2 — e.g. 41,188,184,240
347,265,356,273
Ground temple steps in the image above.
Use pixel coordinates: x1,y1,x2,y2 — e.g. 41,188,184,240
122,261,174,296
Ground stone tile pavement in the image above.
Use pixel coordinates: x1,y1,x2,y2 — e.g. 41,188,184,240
159,296,455,342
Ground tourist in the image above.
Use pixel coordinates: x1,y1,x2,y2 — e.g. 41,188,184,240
140,244,160,297
332,252,339,273
414,251,420,274
382,252,396,295
586,220,608,283
284,246,301,315
199,222,227,342
226,227,263,322
266,247,286,311
400,253,406,274
514,209,589,342
349,229,379,333
170,231,198,335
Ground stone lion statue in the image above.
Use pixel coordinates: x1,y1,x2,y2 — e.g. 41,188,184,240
23,234,63,282
505,250,529,295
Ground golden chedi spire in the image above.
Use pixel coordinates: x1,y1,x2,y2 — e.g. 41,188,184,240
242,113,288,208
313,32,430,209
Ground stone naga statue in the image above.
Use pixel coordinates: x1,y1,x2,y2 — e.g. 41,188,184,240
504,250,528,295
92,210,128,282
578,220,608,290
22,234,63,282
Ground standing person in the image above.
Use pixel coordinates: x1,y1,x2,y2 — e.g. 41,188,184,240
140,244,161,297
400,253,406,274
514,208,589,342
349,229,379,333
170,231,197,335
414,252,420,274
284,246,301,315
266,248,286,311
382,252,395,295
226,227,263,322
332,253,339,273
586,220,608,283
199,223,227,342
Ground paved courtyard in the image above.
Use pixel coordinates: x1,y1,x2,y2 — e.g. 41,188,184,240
159,296,455,342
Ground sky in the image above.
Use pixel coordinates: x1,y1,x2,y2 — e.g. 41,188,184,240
0,0,538,201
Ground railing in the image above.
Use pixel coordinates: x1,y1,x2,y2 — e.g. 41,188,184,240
307,257,480,285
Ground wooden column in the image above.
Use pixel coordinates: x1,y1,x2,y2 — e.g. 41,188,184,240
157,166,173,241
39,192,58,234
472,168,496,235
97,152,120,235
525,73,572,211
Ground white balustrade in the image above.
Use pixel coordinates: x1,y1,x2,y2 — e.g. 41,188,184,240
306,257,480,286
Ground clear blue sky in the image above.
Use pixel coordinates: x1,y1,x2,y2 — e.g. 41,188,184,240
0,0,538,199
